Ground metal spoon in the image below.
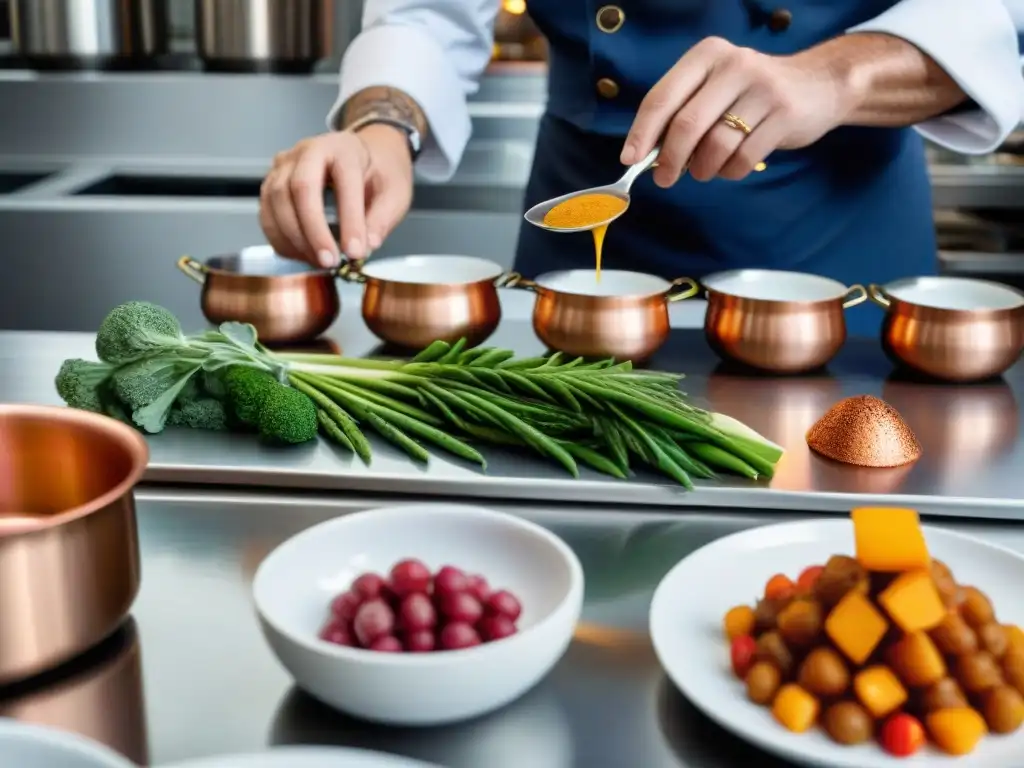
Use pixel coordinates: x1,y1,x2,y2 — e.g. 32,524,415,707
523,146,662,233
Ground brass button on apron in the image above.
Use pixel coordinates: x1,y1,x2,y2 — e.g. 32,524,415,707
768,8,792,32
596,5,625,34
596,78,620,99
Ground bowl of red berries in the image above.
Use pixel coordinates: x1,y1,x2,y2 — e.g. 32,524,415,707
252,503,584,726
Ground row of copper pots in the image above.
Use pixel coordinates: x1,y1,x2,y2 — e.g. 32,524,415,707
178,250,1024,381
0,405,148,687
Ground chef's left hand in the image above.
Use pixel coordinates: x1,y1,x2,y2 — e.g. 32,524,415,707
622,36,852,185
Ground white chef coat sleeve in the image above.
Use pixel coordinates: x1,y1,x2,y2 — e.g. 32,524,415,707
325,0,499,182
848,0,1024,155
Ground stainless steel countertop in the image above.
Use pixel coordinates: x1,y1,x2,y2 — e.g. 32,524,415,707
3,489,1023,767
3,285,1024,519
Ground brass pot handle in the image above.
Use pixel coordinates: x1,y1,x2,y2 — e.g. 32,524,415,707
333,258,367,284
497,271,538,291
842,284,868,309
667,276,700,303
867,284,891,308
177,255,207,285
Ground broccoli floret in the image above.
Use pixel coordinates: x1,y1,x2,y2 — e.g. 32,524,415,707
257,385,318,444
224,366,278,425
95,301,185,365
111,356,198,410
55,358,115,413
168,398,228,431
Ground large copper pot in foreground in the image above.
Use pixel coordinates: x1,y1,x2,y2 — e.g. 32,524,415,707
0,405,147,685
503,269,699,361
702,269,867,374
342,255,506,350
869,277,1024,382
178,248,341,345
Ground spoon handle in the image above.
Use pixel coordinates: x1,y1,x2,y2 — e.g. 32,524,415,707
618,146,661,191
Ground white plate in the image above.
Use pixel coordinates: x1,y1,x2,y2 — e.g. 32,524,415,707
166,746,443,768
0,720,134,768
649,519,1024,767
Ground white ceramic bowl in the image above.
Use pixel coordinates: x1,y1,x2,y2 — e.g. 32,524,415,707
252,504,584,727
0,720,134,768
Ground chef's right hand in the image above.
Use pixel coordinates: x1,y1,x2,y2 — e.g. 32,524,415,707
259,124,414,268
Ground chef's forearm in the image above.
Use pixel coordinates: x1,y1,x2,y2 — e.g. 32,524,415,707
340,86,429,139
803,32,969,128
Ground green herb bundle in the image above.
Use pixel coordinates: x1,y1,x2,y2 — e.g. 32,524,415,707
55,301,784,488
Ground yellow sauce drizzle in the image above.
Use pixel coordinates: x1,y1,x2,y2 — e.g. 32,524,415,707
542,192,628,284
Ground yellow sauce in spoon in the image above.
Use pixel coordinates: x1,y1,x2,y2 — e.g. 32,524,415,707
542,193,628,283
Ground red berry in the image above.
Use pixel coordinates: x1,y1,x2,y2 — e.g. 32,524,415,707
466,574,491,602
319,620,354,647
390,559,432,597
330,590,362,622
368,635,403,653
352,572,387,600
486,590,522,622
353,599,395,647
405,629,436,652
434,566,469,597
397,592,437,631
880,713,925,757
439,622,481,651
729,635,757,679
438,591,483,624
479,614,517,642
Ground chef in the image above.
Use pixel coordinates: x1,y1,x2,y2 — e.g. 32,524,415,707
259,0,1024,335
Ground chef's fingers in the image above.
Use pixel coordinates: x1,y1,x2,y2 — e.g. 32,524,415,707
330,148,368,262
688,95,772,182
364,182,409,251
653,64,751,187
621,37,729,164
261,166,312,264
258,178,297,263
719,113,788,181
290,144,341,268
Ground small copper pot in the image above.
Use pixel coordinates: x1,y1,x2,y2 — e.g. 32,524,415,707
503,269,699,361
869,277,1024,382
702,269,867,374
0,405,148,685
177,247,340,344
340,255,506,350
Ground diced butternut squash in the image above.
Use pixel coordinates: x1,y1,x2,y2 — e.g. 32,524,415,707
926,708,988,756
851,507,930,572
825,591,889,664
1006,624,1024,656
887,631,947,688
771,683,819,733
854,666,908,719
878,571,947,633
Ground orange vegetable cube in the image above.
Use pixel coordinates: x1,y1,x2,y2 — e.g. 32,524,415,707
771,684,819,733
1007,624,1024,656
851,507,930,572
723,605,756,641
854,666,908,719
878,571,946,633
926,708,988,756
887,631,947,688
825,591,889,664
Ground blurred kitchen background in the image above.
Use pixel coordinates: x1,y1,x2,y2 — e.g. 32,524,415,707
0,0,1020,331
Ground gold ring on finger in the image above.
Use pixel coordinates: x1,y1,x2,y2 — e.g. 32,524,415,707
722,112,767,172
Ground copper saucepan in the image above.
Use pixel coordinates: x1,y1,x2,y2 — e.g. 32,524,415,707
869,276,1024,382
179,250,507,349
338,254,507,350
502,269,699,361
177,247,341,345
702,269,867,374
0,405,148,686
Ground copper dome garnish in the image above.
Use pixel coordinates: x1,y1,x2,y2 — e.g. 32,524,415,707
806,395,922,468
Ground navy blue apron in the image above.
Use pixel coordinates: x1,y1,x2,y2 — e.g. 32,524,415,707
514,0,939,337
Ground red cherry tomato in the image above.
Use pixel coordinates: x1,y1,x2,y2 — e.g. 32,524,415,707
730,635,758,679
880,713,925,758
796,565,824,595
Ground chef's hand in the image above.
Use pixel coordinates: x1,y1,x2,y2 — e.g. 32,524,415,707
259,124,413,268
622,36,851,185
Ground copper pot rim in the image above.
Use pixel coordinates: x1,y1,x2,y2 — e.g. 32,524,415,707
183,249,334,285
0,405,149,536
509,270,699,306
872,277,1024,320
702,269,864,308
355,255,506,289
